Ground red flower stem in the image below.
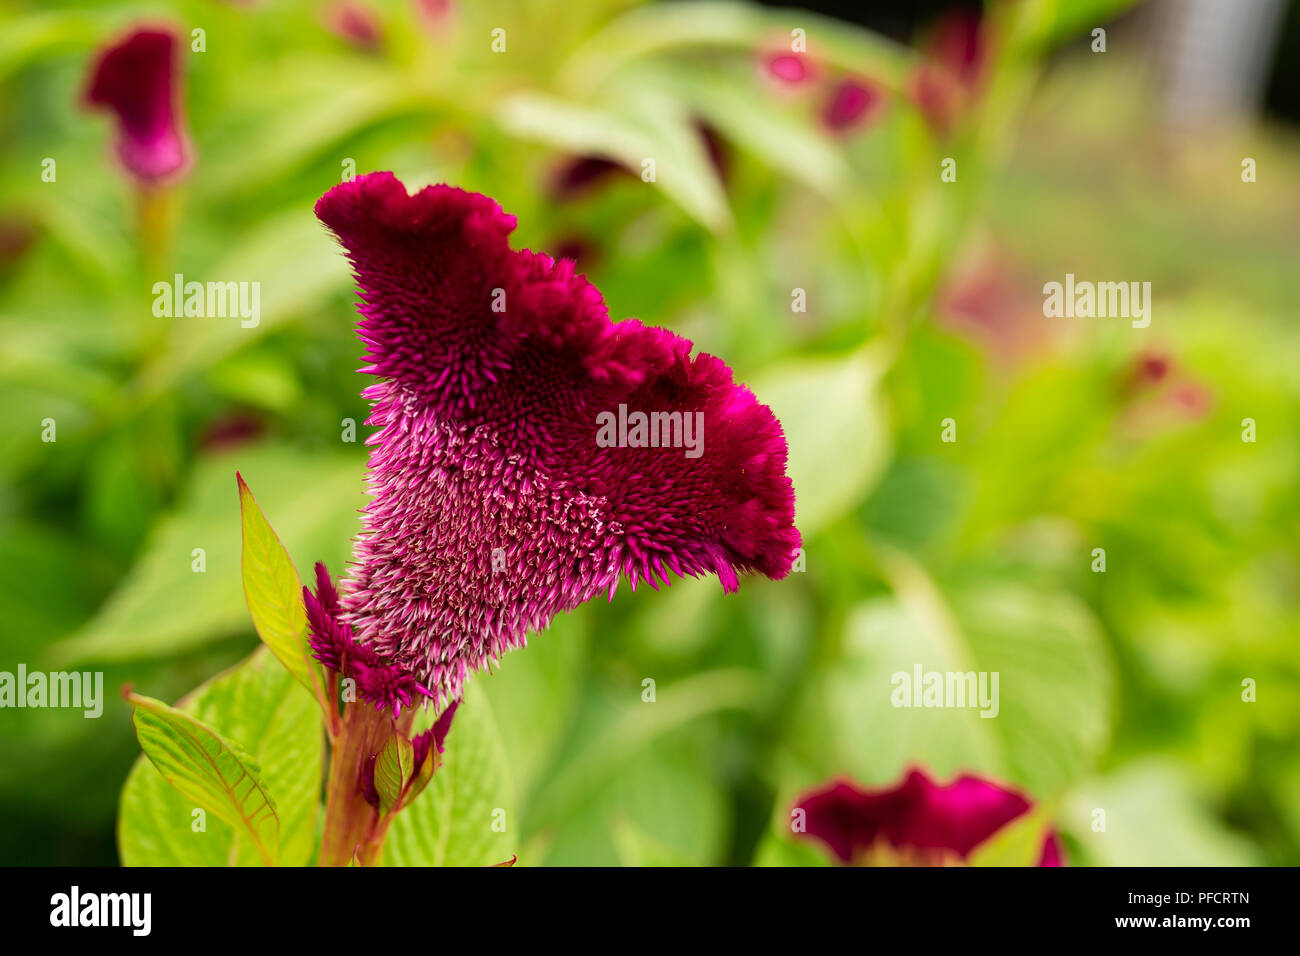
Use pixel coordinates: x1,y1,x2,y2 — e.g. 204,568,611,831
319,701,413,866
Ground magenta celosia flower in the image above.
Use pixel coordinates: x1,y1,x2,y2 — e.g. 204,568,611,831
795,768,1065,866
84,27,190,184
312,172,799,709
821,78,885,134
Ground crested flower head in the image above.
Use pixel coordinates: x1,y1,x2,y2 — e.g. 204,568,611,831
84,27,190,184
794,768,1064,866
314,172,799,708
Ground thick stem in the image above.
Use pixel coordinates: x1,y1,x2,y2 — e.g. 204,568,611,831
319,701,413,866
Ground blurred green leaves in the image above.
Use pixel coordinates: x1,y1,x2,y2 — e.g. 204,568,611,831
54,447,364,667
787,561,1112,798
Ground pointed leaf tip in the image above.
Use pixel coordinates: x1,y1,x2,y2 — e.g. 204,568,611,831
238,475,322,700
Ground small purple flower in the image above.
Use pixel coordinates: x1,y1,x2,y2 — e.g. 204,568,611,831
84,27,190,185
795,768,1065,866
313,172,800,709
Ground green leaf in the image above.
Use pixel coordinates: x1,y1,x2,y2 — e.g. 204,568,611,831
119,649,324,866
558,1,914,96
610,816,698,867
237,472,319,698
475,612,588,799
751,346,892,536
125,691,280,866
655,63,850,196
384,692,515,867
374,734,415,815
969,809,1051,866
52,447,364,666
1063,761,1262,866
131,209,352,402
521,670,760,865
791,550,1113,798
752,831,833,867
493,89,730,232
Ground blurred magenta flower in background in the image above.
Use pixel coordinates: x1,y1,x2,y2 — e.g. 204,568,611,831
910,9,989,135
822,77,886,133
765,51,815,86
324,1,385,52
84,27,190,185
795,768,1064,866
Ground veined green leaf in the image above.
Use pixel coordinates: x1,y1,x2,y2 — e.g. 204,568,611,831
119,649,323,867
375,734,415,815
237,472,319,699
126,690,280,866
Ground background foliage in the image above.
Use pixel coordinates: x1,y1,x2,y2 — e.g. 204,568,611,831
1,0,1296,865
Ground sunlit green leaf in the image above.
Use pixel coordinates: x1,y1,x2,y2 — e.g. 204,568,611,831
237,472,319,698
125,688,280,866
119,649,323,867
375,733,415,816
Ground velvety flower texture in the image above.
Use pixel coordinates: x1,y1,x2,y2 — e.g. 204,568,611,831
84,28,189,184
796,768,1064,866
315,172,799,708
